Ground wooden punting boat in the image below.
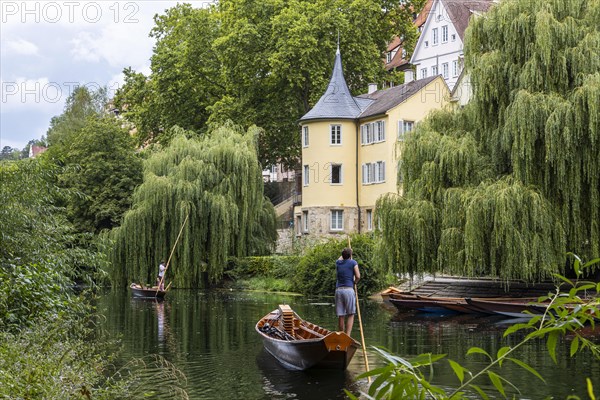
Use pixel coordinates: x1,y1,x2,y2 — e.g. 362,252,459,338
130,283,168,299
389,293,544,315
256,305,360,371
465,298,548,318
389,295,462,313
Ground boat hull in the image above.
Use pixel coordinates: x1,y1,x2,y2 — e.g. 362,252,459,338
465,298,547,318
130,283,167,299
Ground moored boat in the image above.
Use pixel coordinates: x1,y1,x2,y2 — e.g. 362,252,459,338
130,282,168,299
465,298,548,318
256,305,359,370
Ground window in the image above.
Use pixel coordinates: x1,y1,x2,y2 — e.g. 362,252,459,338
420,68,427,79
401,48,407,59
397,119,414,141
330,164,342,184
302,210,309,232
296,215,301,236
303,165,309,186
452,60,459,77
366,209,373,231
386,52,392,63
432,65,438,76
442,25,448,43
424,40,429,48
362,161,386,184
331,210,343,231
330,125,341,145
360,120,385,145
451,33,456,42
302,126,309,147
432,28,438,45
442,62,449,79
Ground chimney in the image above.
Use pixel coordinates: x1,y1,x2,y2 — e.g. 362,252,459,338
404,70,414,83
368,83,378,94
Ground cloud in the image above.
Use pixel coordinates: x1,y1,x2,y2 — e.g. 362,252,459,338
5,38,39,55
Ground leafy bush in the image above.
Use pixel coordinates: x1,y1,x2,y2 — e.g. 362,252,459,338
294,234,390,296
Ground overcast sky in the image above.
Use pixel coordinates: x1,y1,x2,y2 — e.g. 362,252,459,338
1,1,214,150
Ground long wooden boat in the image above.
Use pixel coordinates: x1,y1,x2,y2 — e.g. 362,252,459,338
380,286,404,305
130,283,168,299
465,298,548,318
389,293,543,314
256,305,360,370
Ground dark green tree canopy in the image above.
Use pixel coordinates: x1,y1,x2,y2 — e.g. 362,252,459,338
377,0,599,281
114,0,422,167
109,123,277,288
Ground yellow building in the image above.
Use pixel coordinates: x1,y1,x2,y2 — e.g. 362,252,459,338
294,48,449,236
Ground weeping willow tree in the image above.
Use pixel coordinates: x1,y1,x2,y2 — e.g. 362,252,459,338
376,0,599,281
109,123,277,288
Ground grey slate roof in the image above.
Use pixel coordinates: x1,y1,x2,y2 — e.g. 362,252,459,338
300,49,371,121
357,75,439,119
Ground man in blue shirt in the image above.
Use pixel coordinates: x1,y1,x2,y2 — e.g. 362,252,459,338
335,248,361,336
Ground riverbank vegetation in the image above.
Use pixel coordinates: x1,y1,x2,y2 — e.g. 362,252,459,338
0,159,187,398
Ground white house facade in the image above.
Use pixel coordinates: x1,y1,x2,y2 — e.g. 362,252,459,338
410,0,494,91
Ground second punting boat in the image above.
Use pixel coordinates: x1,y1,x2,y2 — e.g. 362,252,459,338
129,282,169,299
256,305,360,370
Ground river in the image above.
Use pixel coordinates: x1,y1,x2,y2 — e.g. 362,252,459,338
97,289,599,399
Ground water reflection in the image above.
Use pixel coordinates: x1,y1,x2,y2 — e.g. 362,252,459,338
98,290,599,399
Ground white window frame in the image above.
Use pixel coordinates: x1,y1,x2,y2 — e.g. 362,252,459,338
330,124,342,145
330,210,344,231
302,126,309,147
432,28,438,45
451,33,456,42
360,120,385,145
386,52,392,63
296,215,302,236
302,210,309,232
420,68,427,79
330,163,342,185
362,161,386,184
452,60,459,77
397,119,414,141
303,165,309,186
442,25,448,43
366,209,373,231
442,62,449,79
424,40,429,48
432,65,438,76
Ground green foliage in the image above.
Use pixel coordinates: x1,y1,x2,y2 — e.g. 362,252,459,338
46,86,108,152
109,124,277,288
0,159,108,328
224,255,300,292
377,0,600,280
55,115,143,233
295,234,389,296
347,256,600,399
114,0,422,167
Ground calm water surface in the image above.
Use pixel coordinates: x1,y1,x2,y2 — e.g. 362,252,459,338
97,289,600,399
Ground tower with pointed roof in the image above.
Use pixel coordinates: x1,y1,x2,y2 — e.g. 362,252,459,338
294,48,450,237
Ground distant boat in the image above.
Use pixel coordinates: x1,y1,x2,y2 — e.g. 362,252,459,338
130,282,168,299
256,305,359,371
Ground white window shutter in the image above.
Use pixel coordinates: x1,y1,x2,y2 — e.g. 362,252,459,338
382,161,386,181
